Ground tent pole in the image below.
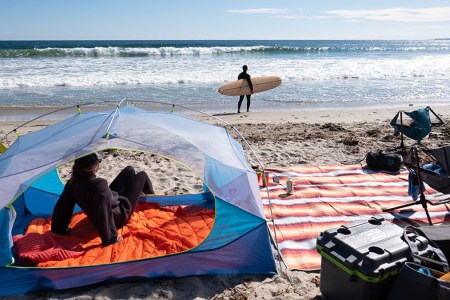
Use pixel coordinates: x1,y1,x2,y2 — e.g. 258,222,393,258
0,101,121,146
121,100,286,261
4,98,286,268
105,99,126,136
265,187,289,273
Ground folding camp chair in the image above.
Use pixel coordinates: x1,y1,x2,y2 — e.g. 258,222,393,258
383,144,450,225
390,106,444,154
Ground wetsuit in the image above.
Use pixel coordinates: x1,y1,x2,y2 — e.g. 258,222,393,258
51,166,154,246
238,71,253,112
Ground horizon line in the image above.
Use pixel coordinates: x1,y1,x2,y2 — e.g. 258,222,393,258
0,38,447,42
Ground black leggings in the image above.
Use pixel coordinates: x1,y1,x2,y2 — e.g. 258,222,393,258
238,95,251,112
109,166,155,212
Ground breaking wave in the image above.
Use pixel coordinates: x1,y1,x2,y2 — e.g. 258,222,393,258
1,43,450,58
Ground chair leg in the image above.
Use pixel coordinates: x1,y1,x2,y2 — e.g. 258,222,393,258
427,106,445,127
391,111,408,155
419,196,433,226
414,146,433,225
383,201,421,211
424,206,433,226
382,198,433,225
383,145,434,225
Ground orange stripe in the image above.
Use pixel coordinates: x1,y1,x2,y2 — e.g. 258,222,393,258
262,164,450,271
263,199,449,219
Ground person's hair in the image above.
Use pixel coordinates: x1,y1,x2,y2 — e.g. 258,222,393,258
243,65,248,71
70,153,101,182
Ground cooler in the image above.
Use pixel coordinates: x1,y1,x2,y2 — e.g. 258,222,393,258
316,216,432,300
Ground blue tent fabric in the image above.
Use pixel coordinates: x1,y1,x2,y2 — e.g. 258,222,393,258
0,111,115,209
0,224,276,295
195,197,267,251
0,207,15,266
0,106,276,295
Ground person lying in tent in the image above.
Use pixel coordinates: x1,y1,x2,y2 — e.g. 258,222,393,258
51,152,155,246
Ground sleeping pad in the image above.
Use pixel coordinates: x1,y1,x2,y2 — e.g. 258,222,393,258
13,202,215,267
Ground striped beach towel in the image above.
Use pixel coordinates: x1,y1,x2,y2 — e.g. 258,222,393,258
260,164,450,271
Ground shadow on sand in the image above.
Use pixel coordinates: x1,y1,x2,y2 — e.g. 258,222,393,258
212,112,240,117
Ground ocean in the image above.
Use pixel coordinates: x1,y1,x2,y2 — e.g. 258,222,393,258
1,40,450,114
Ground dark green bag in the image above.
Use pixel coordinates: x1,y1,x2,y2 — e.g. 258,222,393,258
366,151,403,173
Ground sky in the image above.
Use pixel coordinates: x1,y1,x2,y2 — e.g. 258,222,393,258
1,0,450,40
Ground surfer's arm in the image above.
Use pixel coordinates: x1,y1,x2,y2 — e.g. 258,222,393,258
247,78,253,93
238,72,253,93
245,74,253,92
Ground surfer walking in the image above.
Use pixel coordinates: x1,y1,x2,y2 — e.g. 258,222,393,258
237,65,253,113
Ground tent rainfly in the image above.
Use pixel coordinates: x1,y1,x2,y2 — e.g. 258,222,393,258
0,105,276,295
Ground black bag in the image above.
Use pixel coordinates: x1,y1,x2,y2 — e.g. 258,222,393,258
366,151,403,172
420,225,450,263
387,226,450,300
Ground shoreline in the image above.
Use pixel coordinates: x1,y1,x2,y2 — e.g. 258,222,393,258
2,104,449,148
1,103,449,124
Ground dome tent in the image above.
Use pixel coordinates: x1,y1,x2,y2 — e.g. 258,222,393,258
0,102,276,295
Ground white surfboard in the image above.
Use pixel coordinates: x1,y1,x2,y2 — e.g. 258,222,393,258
218,76,282,96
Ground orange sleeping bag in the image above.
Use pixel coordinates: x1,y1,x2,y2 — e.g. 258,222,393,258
14,202,215,267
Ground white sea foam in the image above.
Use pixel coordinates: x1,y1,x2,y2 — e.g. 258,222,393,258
2,41,450,108
31,45,383,57
2,53,450,89
31,46,270,57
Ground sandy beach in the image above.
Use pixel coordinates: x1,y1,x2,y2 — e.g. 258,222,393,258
1,104,450,300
